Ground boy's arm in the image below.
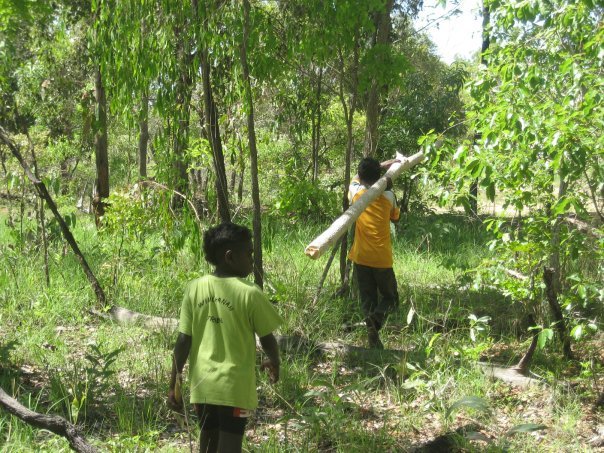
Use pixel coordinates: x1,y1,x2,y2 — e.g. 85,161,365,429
259,333,281,383
168,333,192,408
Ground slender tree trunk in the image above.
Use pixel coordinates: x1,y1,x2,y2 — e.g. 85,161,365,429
37,197,50,287
241,0,263,287
312,67,323,182
0,126,106,307
237,138,245,203
470,3,491,216
138,91,149,178
200,50,230,222
544,170,573,359
92,66,109,224
1,146,14,226
171,25,193,209
363,0,393,157
401,177,413,213
514,314,538,374
340,117,354,284
337,36,360,286
543,267,573,360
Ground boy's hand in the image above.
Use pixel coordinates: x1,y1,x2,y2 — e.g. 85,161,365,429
261,359,280,383
380,159,400,169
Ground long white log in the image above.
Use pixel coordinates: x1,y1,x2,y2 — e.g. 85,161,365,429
305,150,425,259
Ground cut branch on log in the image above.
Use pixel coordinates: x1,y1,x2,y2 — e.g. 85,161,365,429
305,151,426,259
0,387,98,453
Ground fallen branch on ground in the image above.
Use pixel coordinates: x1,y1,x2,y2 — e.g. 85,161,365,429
0,387,98,453
91,306,403,359
563,216,603,239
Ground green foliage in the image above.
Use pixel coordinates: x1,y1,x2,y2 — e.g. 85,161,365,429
427,0,603,356
47,341,124,423
445,395,491,420
274,178,339,221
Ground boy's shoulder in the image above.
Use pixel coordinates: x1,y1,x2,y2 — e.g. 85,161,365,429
188,275,262,293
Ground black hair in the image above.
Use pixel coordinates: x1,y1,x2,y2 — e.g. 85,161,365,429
358,157,381,185
203,222,252,266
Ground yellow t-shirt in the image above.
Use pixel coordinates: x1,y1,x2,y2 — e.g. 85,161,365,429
178,275,283,409
347,178,400,268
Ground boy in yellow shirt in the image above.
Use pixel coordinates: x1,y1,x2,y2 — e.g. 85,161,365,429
168,222,282,452
348,158,400,349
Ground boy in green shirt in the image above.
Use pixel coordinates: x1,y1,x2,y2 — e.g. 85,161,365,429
168,222,282,453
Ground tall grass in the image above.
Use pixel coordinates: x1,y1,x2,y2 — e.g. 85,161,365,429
1,210,600,451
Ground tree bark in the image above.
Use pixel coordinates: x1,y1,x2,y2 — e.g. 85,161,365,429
0,126,107,307
514,313,538,374
138,91,149,178
200,49,230,222
241,0,264,287
171,24,193,209
92,66,109,223
363,0,393,157
543,267,573,360
470,3,491,216
0,388,98,453
336,36,360,284
312,67,323,183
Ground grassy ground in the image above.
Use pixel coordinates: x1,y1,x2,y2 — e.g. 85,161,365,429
0,207,602,452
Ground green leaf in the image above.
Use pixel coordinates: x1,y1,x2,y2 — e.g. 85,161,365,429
445,396,490,419
570,325,583,340
505,423,547,437
537,328,554,349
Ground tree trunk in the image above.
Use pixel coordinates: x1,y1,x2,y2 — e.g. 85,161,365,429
138,91,149,178
28,143,50,287
312,67,323,183
241,0,263,287
470,3,491,217
363,0,393,157
0,388,98,453
543,267,573,360
0,146,14,226
0,126,106,306
237,138,245,203
200,48,230,222
171,25,193,209
336,36,360,284
514,313,538,374
92,66,109,224
400,177,413,213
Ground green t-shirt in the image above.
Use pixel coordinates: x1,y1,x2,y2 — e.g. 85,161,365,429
178,275,283,409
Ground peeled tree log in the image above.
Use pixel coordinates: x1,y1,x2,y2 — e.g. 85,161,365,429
305,151,425,259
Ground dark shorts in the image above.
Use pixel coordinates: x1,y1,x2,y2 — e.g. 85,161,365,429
354,263,399,325
193,404,250,435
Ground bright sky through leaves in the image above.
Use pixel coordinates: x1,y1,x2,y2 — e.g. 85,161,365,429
415,0,482,64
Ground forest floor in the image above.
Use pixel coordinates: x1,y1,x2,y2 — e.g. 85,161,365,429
1,209,602,452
